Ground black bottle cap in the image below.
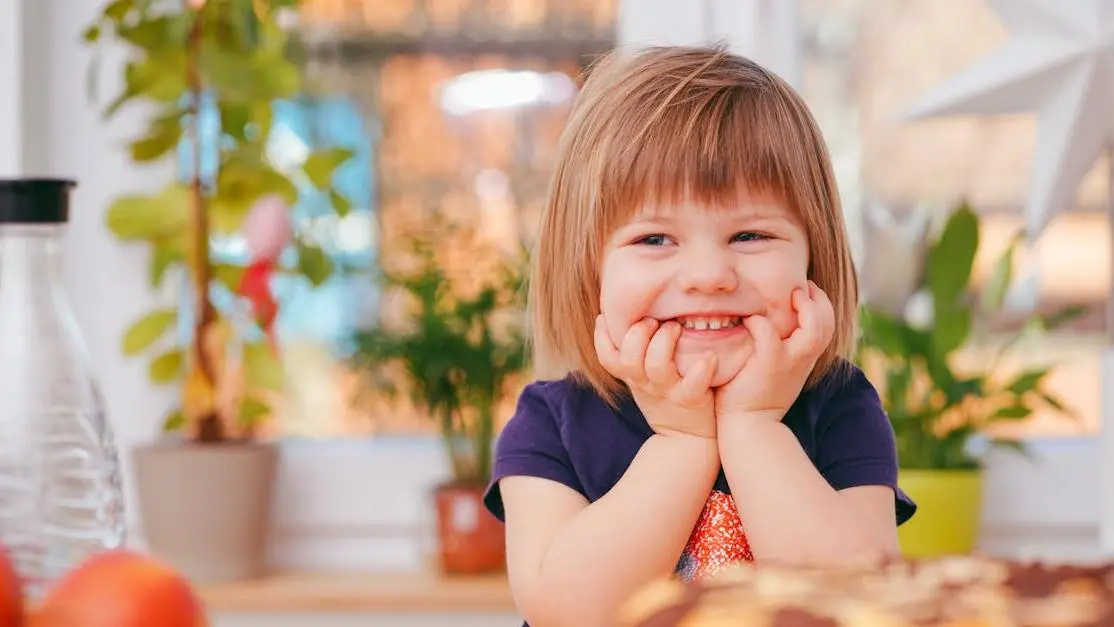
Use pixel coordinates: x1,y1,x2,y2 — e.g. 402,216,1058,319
0,178,76,224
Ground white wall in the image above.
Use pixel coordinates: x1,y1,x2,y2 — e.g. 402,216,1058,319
3,0,1106,574
8,0,180,539
0,0,24,174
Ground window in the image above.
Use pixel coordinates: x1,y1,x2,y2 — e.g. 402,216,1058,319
181,91,380,439
226,0,621,438
797,0,1104,437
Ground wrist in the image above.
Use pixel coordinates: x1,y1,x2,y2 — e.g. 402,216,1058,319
642,403,717,440
649,431,720,457
716,411,790,441
717,409,786,425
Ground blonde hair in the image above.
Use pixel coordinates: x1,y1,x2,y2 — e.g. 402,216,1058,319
529,44,859,406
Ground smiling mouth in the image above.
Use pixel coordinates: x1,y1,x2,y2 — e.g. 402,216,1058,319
671,315,744,331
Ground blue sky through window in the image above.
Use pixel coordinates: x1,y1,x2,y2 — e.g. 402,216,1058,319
176,94,379,355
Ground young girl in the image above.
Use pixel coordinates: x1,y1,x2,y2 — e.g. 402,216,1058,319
482,45,917,627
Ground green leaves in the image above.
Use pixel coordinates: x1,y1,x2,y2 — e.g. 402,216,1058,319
162,409,185,433
122,309,178,355
930,306,970,357
329,189,352,217
149,237,183,287
980,232,1020,314
123,309,183,391
858,307,917,357
244,342,285,391
1005,369,1048,395
297,241,332,287
105,183,190,241
347,221,529,483
130,108,184,163
927,201,979,308
238,397,271,429
123,309,184,389
211,153,299,234
86,0,348,443
303,147,356,218
856,199,1087,471
924,202,978,356
303,147,355,190
149,349,184,383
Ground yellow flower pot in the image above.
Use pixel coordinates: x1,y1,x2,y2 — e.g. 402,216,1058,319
897,468,983,558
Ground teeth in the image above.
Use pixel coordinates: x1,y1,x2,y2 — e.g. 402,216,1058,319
678,316,742,330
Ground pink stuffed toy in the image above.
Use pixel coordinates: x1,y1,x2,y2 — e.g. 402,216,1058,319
238,194,293,351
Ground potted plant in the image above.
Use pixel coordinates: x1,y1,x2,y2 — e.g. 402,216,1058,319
84,0,352,582
856,201,1084,558
349,218,528,575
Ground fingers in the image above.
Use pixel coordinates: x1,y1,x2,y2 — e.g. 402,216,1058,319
675,351,717,401
644,320,682,387
786,281,835,360
595,316,675,387
596,317,712,404
593,315,623,373
619,318,658,383
743,314,780,360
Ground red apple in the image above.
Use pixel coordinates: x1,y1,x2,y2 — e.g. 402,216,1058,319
0,547,24,626
27,550,206,627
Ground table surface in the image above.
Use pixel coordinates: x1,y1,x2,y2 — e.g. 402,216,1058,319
198,570,517,614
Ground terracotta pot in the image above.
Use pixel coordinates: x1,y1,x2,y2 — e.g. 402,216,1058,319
132,441,279,584
433,483,506,575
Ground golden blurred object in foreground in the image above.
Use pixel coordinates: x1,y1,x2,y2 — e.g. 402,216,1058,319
618,554,1114,626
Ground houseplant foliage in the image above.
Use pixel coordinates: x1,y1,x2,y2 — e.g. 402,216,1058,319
856,200,1084,555
350,219,528,486
83,0,353,582
349,218,528,573
84,0,353,442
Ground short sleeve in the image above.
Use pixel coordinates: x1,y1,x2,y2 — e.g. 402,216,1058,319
482,382,586,522
815,367,917,526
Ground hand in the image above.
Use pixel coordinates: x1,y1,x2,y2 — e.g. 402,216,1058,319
715,282,835,421
594,315,718,439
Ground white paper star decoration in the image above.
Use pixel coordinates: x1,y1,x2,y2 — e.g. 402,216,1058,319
903,0,1114,240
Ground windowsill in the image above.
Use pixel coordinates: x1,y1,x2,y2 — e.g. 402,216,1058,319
198,570,516,614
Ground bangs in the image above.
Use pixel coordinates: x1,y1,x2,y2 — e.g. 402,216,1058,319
597,71,806,228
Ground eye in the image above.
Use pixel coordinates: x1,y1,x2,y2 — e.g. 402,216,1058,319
634,233,672,246
732,231,771,243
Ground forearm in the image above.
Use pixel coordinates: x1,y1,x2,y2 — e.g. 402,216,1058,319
718,416,888,565
528,434,719,626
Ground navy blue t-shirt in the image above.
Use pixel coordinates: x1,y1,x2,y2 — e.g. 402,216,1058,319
483,361,916,617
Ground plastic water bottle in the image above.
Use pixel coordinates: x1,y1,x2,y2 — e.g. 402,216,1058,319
0,179,126,598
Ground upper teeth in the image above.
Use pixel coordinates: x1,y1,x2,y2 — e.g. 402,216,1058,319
678,316,742,330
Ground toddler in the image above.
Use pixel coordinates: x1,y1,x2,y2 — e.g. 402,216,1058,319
482,45,917,627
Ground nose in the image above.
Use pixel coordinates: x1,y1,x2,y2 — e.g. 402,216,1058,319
675,246,738,293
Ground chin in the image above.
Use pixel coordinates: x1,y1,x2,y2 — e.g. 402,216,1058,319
676,349,748,389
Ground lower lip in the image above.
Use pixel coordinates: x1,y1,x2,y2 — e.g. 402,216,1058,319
677,323,749,341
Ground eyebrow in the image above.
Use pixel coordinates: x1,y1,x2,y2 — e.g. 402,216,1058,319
630,205,793,224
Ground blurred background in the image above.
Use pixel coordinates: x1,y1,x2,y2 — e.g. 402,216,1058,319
2,0,1112,625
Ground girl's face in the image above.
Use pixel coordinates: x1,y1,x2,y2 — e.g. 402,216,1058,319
598,191,811,388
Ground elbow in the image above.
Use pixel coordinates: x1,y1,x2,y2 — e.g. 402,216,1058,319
816,523,897,568
521,602,609,627
519,580,624,627
760,529,895,569
825,531,899,568
519,593,569,627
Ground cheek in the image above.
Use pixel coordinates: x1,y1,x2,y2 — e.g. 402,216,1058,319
599,253,661,344
749,258,809,337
